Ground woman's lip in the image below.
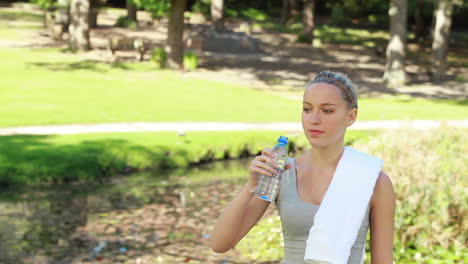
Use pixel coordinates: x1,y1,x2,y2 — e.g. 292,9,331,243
307,130,324,136
308,129,324,133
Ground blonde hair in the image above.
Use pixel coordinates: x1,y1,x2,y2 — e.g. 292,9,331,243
308,71,358,109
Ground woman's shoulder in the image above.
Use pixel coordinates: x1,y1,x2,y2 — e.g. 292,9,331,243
370,171,395,209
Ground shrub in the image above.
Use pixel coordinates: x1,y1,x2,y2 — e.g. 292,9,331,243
354,127,467,262
330,6,352,25
115,16,137,29
183,52,198,71
296,33,312,44
151,47,167,68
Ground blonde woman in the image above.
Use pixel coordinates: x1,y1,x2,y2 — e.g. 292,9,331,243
210,71,396,264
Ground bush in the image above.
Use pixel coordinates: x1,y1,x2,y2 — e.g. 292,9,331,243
330,6,352,25
191,0,211,18
367,14,388,25
115,16,137,29
354,127,467,262
133,0,170,20
296,33,312,44
183,52,198,71
32,0,56,10
151,47,167,68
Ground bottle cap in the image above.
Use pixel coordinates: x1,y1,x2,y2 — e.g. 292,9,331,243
277,136,288,145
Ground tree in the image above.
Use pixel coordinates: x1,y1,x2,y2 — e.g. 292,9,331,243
211,0,224,31
69,0,91,51
281,0,300,25
166,0,187,69
432,0,454,82
127,0,137,23
302,0,315,43
281,0,289,24
383,0,407,85
414,0,426,42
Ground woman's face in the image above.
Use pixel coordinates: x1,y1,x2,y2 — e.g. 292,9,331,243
301,82,357,148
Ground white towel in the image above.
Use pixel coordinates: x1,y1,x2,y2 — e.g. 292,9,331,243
304,146,383,264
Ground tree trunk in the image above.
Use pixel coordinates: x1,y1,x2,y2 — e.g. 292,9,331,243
211,0,224,31
127,0,137,23
432,0,454,82
289,0,299,17
69,0,91,51
281,0,289,24
166,0,187,70
383,0,407,85
302,0,315,42
414,0,425,42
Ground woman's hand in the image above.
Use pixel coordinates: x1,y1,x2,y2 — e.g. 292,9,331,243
248,148,291,185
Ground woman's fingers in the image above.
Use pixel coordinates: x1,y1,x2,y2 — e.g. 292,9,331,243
252,158,277,175
261,148,274,159
257,153,277,168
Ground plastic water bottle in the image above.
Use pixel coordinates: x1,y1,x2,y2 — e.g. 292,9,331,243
255,136,289,202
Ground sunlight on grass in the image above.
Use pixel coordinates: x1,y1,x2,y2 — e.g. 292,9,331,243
0,10,43,22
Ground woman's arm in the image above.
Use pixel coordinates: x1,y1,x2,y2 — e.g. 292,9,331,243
210,148,287,253
209,180,270,253
369,171,396,264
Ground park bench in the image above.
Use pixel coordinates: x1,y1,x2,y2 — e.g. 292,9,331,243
107,37,158,61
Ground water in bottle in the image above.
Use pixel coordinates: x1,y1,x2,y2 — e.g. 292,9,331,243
255,136,289,202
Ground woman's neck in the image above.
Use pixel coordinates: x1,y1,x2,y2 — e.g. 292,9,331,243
306,143,345,169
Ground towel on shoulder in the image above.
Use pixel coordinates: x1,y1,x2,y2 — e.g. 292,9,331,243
304,146,383,264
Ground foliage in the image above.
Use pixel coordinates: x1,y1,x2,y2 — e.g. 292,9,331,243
354,127,467,262
330,6,352,25
296,33,313,44
225,7,269,22
31,0,57,10
191,0,211,18
327,0,389,19
183,51,198,71
115,15,137,29
151,47,167,68
133,0,170,19
237,215,284,261
239,7,268,21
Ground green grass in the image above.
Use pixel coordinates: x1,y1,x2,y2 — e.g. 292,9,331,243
0,9,43,39
0,129,375,185
0,27,38,39
0,47,467,128
0,10,43,22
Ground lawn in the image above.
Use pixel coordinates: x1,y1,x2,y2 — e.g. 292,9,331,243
1,47,467,128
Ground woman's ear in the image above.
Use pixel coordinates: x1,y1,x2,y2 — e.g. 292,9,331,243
347,108,357,127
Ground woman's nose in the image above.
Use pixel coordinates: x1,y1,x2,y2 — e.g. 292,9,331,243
309,111,321,124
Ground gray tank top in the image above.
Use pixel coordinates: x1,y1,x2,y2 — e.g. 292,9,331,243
275,158,371,264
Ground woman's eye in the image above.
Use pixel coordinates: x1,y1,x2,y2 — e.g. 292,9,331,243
303,108,310,112
324,110,334,113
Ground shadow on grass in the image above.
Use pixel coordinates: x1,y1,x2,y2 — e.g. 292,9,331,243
28,60,136,73
0,135,187,186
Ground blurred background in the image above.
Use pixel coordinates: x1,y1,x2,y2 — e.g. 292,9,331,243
0,0,466,263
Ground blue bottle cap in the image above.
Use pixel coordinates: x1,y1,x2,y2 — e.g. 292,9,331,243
278,136,288,145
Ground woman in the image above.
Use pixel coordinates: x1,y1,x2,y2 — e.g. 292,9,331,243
210,71,396,264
